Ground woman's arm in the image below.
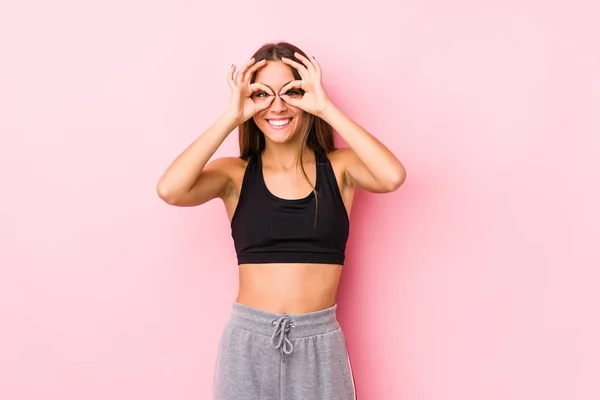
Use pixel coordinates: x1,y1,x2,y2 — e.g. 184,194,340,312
279,53,406,193
318,103,405,193
156,114,239,206
156,58,274,206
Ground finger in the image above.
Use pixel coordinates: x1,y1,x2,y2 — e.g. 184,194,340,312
309,55,322,76
236,58,258,85
249,82,274,95
281,57,309,78
292,52,316,72
227,64,236,88
278,80,303,95
243,59,267,83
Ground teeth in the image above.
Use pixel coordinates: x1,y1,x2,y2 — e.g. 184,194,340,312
268,119,290,126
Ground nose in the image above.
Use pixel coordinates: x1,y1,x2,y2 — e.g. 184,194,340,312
269,93,288,112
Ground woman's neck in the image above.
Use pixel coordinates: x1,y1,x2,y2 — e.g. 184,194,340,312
262,143,314,170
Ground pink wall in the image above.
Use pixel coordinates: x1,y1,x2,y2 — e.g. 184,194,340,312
1,1,599,399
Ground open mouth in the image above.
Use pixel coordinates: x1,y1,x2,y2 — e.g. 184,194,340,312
267,118,292,129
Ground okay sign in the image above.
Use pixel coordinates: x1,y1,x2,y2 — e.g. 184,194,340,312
279,52,332,117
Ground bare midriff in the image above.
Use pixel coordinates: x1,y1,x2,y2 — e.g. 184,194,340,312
236,263,343,314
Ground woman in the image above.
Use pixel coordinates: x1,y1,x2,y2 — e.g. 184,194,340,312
157,42,405,400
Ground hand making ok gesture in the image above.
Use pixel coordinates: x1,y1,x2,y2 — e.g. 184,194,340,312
279,52,332,117
225,58,274,124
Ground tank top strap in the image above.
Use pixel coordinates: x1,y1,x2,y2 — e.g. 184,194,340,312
314,150,330,171
237,152,261,200
314,150,333,192
245,152,261,179
251,151,259,165
314,150,324,164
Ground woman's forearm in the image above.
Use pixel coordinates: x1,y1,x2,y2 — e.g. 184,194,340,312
318,102,405,188
156,112,239,203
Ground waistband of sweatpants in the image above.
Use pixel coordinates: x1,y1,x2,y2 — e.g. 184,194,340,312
228,302,340,338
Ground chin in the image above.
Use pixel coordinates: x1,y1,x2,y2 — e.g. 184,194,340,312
263,130,296,144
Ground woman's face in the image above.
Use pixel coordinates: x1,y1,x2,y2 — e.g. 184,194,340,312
252,60,306,144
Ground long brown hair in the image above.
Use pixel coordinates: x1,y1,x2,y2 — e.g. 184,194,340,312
238,42,336,228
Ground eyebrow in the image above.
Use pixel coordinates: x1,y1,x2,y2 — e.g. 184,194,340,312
261,80,295,94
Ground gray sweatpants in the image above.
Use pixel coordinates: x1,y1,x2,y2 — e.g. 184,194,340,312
213,302,357,400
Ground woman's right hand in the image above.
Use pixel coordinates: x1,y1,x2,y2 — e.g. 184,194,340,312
224,58,274,125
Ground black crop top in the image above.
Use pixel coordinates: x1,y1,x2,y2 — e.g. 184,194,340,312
230,150,350,265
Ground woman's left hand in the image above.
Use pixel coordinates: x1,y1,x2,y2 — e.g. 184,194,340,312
279,53,332,116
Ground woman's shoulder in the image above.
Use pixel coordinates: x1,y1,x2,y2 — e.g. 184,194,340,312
208,156,250,173
325,147,354,168
206,156,252,199
211,156,253,186
324,148,354,187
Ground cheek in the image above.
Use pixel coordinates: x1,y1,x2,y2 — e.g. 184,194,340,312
292,111,306,126
252,114,265,127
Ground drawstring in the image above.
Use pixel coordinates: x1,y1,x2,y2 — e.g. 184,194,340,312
271,316,295,362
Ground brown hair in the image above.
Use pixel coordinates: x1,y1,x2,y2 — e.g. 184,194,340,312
238,42,336,229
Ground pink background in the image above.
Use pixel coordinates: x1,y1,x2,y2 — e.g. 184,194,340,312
1,1,599,399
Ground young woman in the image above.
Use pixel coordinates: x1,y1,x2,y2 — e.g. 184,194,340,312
157,42,405,400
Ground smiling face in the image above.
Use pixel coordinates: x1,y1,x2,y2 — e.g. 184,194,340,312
251,61,306,144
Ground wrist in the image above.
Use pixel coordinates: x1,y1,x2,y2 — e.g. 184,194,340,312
221,107,243,125
315,100,337,121
218,110,243,130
